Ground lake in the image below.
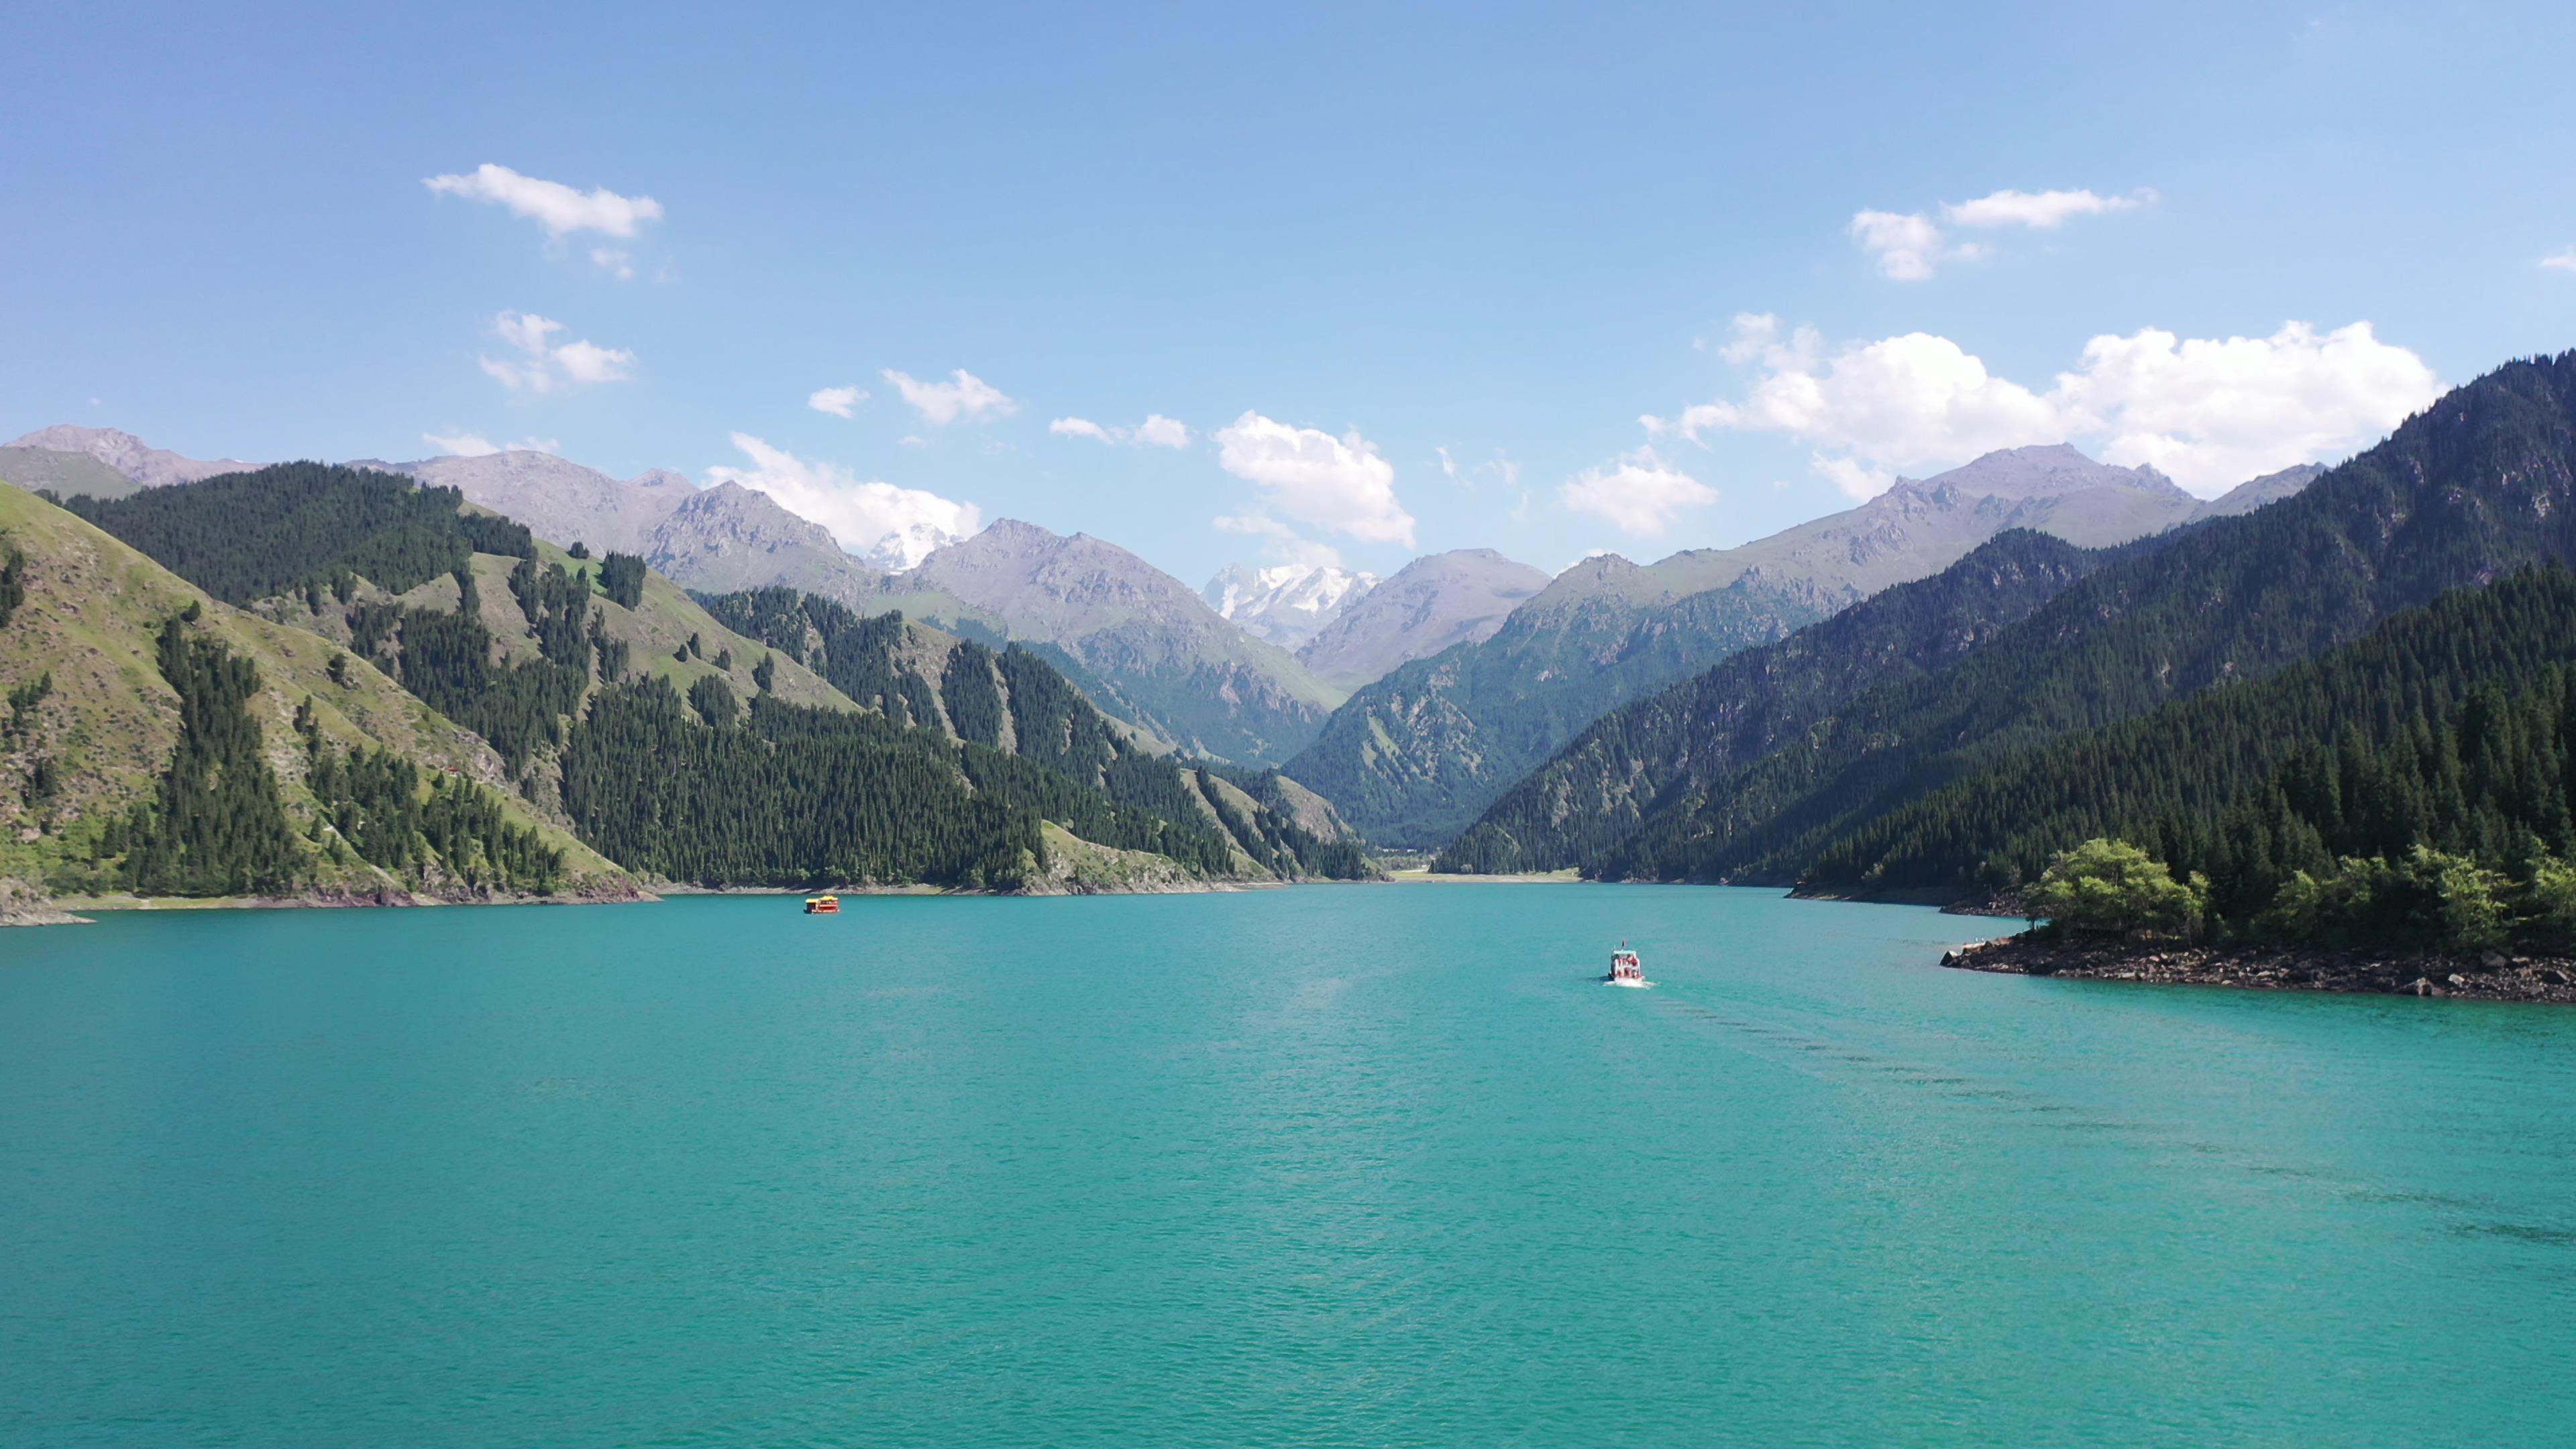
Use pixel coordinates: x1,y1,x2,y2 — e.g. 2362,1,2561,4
5,885,2574,1446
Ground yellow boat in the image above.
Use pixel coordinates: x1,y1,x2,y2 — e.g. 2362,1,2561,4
803,894,841,915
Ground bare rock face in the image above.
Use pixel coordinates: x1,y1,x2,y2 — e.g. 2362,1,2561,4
388,451,693,557
6,425,251,491
1295,549,1548,690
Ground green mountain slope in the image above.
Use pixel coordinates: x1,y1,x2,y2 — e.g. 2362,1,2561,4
0,483,628,899
698,585,1373,879
1282,576,1829,847
885,520,1344,765
1797,568,2576,907
1593,352,2576,886
1436,530,2112,874
35,466,1368,896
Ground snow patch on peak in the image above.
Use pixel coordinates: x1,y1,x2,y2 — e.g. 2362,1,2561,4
1204,562,1379,649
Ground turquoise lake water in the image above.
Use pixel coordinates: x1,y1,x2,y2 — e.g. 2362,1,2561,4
5,885,2575,1446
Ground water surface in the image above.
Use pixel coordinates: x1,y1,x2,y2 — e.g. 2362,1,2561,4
5,886,2573,1446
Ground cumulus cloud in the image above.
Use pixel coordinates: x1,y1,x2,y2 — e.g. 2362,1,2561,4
590,248,635,280
1852,186,2151,279
2543,248,2576,274
477,310,636,394
706,433,981,571
808,385,868,418
1051,413,1190,447
425,163,664,238
422,431,559,458
1558,448,1717,536
883,368,1016,427
2051,322,2443,490
1663,315,2440,497
1214,412,1416,547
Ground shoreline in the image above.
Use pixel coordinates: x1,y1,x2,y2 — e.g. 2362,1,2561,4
1942,933,2576,1004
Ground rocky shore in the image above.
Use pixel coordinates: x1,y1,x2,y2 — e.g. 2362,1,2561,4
1942,933,2576,1004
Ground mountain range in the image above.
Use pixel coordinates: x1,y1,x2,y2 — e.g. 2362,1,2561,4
1281,445,2282,846
1,460,1371,908
1441,352,2576,903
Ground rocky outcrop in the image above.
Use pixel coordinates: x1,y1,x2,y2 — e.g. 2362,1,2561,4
0,877,87,926
1941,932,2576,1004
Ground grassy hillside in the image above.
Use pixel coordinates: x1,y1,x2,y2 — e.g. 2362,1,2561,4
0,483,627,897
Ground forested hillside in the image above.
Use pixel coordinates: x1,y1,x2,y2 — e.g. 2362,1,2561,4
0,482,625,900
1578,352,2576,887
699,584,1372,880
1285,576,1828,847
1796,568,2576,906
62,463,533,601
43,473,1371,895
1436,531,2112,873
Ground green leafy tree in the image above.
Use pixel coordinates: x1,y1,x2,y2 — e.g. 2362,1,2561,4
2026,839,2205,936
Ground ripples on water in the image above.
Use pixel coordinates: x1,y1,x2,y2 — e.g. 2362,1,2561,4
4,886,2573,1446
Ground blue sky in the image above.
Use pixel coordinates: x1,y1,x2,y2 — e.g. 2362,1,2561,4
9,1,2576,583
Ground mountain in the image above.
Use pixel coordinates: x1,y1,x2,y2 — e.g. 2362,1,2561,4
1203,563,1377,650
5,425,252,492
1283,446,2206,847
2190,463,2324,521
15,467,1366,904
378,449,691,555
381,451,892,604
1578,352,2576,890
1284,574,1831,847
1799,566,2576,914
0,481,627,903
883,519,1346,764
1435,529,2116,875
0,447,140,500
1295,549,1549,690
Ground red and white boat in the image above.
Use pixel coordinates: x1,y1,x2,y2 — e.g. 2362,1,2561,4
1605,941,1649,987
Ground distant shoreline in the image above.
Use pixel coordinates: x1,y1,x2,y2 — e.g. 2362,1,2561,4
1377,868,1582,884
1943,933,2576,1004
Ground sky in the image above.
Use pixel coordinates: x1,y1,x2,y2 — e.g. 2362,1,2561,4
9,1,2576,584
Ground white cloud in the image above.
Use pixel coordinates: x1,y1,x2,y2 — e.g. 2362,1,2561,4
424,163,663,238
2543,248,2576,274
706,433,981,571
1670,317,2441,497
1850,209,1953,281
1051,413,1191,447
476,310,637,394
1558,448,1717,536
551,339,636,385
1852,186,2151,278
422,431,559,458
1214,411,1416,547
1437,445,1457,478
1943,187,2151,229
590,248,635,280
1213,513,1344,568
883,368,1016,427
2051,322,2442,492
808,385,868,418
1132,414,1190,448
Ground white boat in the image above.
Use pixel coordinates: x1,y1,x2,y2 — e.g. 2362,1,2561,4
1605,941,1650,988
